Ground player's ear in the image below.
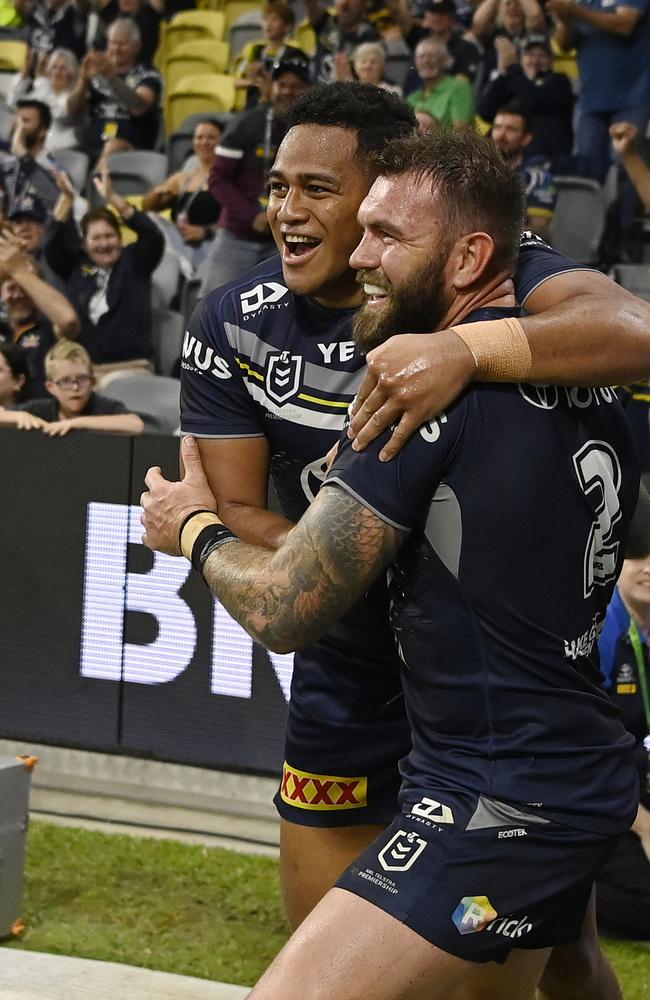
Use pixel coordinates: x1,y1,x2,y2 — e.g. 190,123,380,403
451,232,495,290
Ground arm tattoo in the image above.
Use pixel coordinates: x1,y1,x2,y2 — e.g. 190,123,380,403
202,485,405,653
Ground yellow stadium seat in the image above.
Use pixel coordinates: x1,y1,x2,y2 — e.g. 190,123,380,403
166,73,236,133
291,21,317,58
222,0,264,29
0,40,27,72
165,38,230,90
165,10,226,50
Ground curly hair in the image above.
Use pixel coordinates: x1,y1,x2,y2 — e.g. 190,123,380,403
284,83,417,169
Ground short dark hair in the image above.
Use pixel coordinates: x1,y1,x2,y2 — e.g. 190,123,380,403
81,207,122,239
16,98,52,132
375,128,526,275
285,82,417,171
0,344,31,402
495,100,533,135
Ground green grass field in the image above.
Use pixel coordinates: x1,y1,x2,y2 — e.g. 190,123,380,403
2,821,649,995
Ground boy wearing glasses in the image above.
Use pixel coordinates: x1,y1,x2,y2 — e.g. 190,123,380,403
0,340,144,436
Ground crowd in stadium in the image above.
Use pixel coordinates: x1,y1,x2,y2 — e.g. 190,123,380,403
0,0,645,428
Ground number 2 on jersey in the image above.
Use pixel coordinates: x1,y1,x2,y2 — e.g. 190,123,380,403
573,441,622,598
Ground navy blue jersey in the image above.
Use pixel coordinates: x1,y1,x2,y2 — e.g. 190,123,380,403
181,233,589,517
180,239,599,697
327,307,639,835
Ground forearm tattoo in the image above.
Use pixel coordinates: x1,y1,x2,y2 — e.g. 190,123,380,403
202,485,404,652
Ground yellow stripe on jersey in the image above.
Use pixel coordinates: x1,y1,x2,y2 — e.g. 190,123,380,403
235,358,352,410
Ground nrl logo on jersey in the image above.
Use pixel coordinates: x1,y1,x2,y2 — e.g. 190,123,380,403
240,281,288,317
266,350,303,404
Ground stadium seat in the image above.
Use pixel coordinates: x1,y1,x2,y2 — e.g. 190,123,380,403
166,73,236,134
99,374,180,434
549,176,606,265
152,306,186,376
166,111,233,172
55,148,90,192
290,21,317,57
222,0,263,29
164,38,230,91
613,264,650,302
0,40,27,72
228,9,264,60
106,150,169,196
179,276,202,323
0,98,14,138
165,10,226,49
151,250,182,309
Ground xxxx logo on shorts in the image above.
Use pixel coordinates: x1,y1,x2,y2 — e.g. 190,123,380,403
280,762,367,810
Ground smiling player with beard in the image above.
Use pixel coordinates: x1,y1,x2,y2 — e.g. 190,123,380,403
164,84,650,1000
143,126,644,1000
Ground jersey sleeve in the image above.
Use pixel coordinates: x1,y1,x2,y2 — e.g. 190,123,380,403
325,406,465,530
514,231,592,305
180,289,265,438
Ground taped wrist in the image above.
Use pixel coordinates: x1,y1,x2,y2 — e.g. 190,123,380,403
179,510,239,572
450,316,532,382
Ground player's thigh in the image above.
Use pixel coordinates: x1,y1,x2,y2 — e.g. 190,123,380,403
280,818,385,929
249,887,551,1000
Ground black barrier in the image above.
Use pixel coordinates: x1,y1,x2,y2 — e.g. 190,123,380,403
0,428,289,774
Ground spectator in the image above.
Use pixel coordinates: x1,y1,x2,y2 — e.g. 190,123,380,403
0,99,62,214
7,47,79,153
473,0,545,81
142,118,223,277
235,1,307,107
199,56,311,296
8,339,144,435
26,0,85,59
548,0,650,257
68,17,162,167
596,552,650,940
302,0,380,82
492,101,556,239
333,40,402,93
401,0,483,86
96,0,164,65
5,193,63,288
0,343,31,407
44,167,164,380
0,230,80,397
406,38,475,127
610,121,650,213
477,35,574,162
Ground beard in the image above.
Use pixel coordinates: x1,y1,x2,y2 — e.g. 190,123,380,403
353,256,450,353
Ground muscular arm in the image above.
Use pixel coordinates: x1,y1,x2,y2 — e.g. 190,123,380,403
142,437,404,652
522,269,650,384
202,484,403,653
568,2,640,35
348,268,650,459
194,436,294,550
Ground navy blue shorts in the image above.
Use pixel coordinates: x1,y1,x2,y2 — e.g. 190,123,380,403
336,787,621,963
274,637,410,828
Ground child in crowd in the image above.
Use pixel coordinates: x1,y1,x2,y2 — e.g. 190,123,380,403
0,340,144,435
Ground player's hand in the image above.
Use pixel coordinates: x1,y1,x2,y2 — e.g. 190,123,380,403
609,122,638,158
347,329,476,461
140,435,218,555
